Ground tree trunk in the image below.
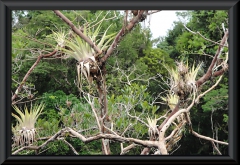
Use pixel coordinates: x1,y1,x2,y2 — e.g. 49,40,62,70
96,64,111,155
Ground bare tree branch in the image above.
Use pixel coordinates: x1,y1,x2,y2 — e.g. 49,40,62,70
211,141,222,155
12,50,57,103
195,75,223,104
58,137,79,155
192,131,228,145
84,94,102,132
183,24,228,48
67,127,158,148
196,29,228,87
120,143,138,155
100,10,146,64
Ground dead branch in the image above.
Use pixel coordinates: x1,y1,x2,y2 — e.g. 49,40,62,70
84,94,102,132
126,110,149,127
13,97,42,105
165,120,187,141
192,130,228,145
157,101,180,132
67,127,158,148
103,125,118,136
195,75,223,103
140,147,150,155
211,141,222,155
78,127,98,133
196,29,228,87
158,92,196,154
120,143,138,155
121,123,133,136
58,137,79,155
183,24,228,48
11,50,57,103
100,10,146,64
123,10,128,28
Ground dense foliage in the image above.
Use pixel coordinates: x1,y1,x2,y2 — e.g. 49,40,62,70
11,10,228,155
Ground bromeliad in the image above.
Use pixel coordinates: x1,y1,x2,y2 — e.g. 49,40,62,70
12,102,45,147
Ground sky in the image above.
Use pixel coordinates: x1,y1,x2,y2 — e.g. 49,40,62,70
145,10,187,39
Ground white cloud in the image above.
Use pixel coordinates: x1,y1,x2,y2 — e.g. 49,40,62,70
145,10,185,39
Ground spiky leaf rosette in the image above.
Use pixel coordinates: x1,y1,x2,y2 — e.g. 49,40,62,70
176,60,188,76
54,23,116,62
146,116,159,139
163,64,181,95
12,103,45,147
53,23,116,90
185,62,203,92
52,29,67,48
161,94,179,111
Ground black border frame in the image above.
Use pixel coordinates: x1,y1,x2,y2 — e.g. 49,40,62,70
0,0,239,164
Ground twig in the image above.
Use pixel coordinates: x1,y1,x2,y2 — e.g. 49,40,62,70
89,11,117,29
121,123,133,136
211,141,222,155
78,127,97,133
126,111,149,127
12,50,57,103
192,130,228,145
58,137,79,155
84,94,101,132
165,120,187,141
169,145,181,155
195,75,223,103
183,24,227,48
196,29,228,87
120,143,137,155
12,97,42,105
12,146,37,155
100,10,146,64
103,125,118,136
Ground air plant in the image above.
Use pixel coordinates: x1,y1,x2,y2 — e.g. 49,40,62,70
52,22,116,90
54,23,116,62
176,60,188,76
12,102,45,147
163,65,181,94
164,60,202,99
146,116,159,140
185,62,203,92
161,94,179,111
52,29,67,48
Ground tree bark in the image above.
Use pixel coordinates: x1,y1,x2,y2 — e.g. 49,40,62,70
96,64,111,154
196,30,228,87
